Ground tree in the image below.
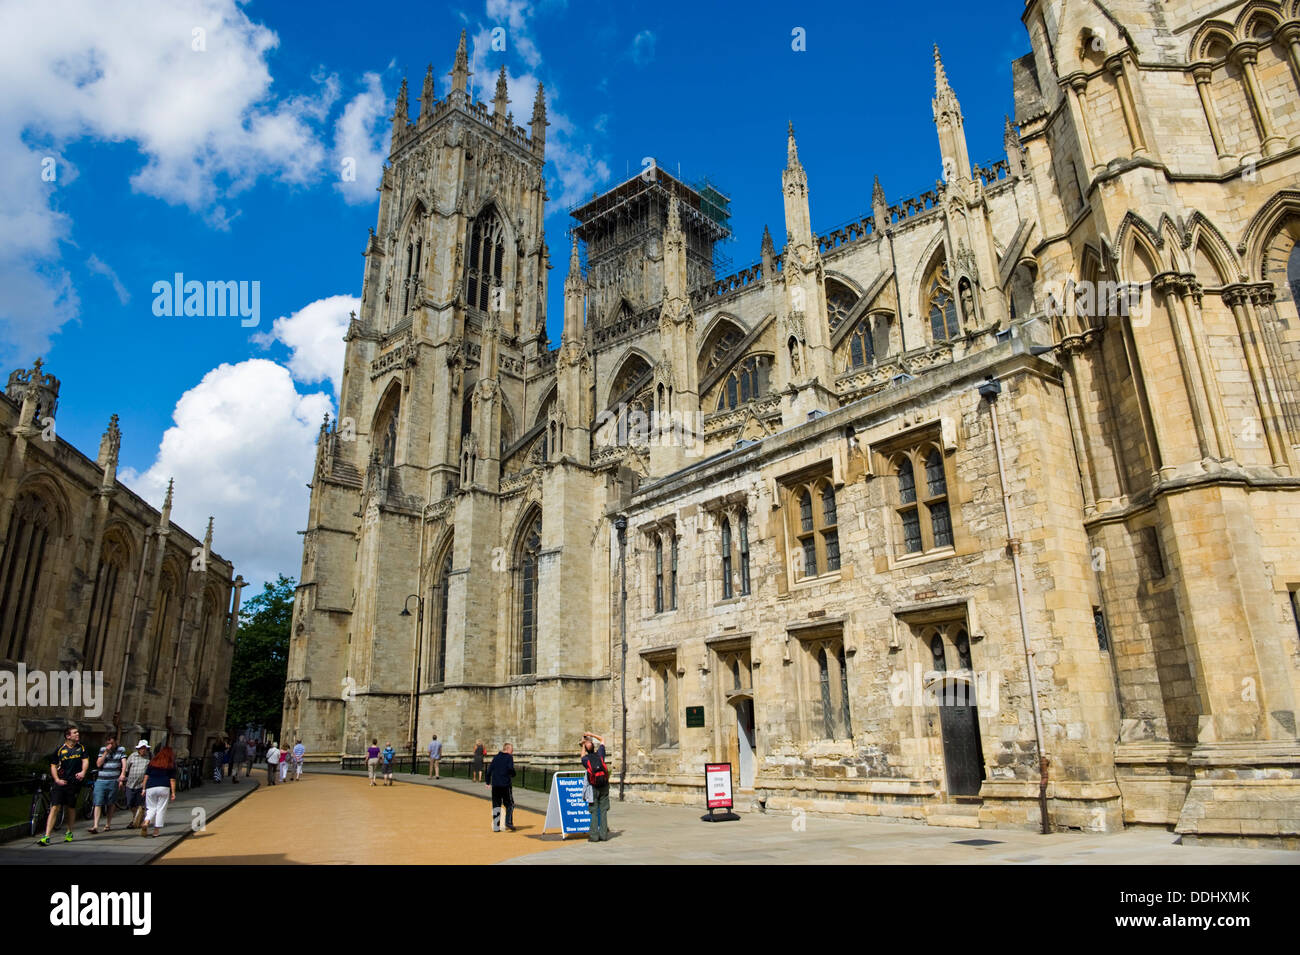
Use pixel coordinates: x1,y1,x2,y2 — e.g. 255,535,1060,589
225,575,295,738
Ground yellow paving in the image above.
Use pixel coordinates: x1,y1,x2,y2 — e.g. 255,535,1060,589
156,774,577,865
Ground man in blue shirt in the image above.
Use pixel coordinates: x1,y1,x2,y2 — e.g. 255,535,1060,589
486,743,516,831
427,735,442,779
581,732,611,842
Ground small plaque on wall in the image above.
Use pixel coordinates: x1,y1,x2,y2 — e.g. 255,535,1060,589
685,706,705,728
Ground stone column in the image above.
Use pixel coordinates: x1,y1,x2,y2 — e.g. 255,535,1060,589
1248,285,1300,443
1059,335,1099,514
1179,277,1233,462
1191,64,1232,160
1223,285,1289,472
1106,54,1149,158
1066,74,1102,174
1154,274,1216,461
1231,42,1287,157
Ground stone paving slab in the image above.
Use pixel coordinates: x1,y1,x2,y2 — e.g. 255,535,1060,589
0,773,262,866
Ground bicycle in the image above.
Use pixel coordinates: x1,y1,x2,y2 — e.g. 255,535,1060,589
28,770,96,837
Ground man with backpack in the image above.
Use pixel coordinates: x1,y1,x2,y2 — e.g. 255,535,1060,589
581,732,611,842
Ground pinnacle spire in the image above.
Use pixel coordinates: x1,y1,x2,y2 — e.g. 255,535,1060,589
568,236,582,279
420,63,435,119
761,224,774,254
160,477,174,528
934,44,950,92
872,175,886,204
667,194,682,233
451,29,471,95
204,516,214,548
786,121,800,167
493,64,510,121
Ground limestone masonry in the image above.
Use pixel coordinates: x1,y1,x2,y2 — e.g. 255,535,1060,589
283,1,1300,845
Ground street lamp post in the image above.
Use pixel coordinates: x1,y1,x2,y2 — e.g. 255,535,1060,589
400,595,424,776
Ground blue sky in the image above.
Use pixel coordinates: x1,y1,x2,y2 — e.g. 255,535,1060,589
2,0,1030,596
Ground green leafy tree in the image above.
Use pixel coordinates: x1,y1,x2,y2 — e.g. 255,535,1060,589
225,575,295,737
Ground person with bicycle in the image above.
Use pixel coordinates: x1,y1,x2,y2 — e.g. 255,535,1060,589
38,726,88,846
123,741,150,828
88,734,127,833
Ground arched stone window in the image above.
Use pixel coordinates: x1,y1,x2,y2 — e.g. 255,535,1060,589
786,477,839,581
434,545,453,684
925,259,960,342
889,440,954,556
516,512,542,675
194,592,220,690
83,533,130,670
848,318,874,369
716,355,767,411
466,207,505,312
0,490,57,661
654,535,665,613
825,282,857,334
148,569,179,684
738,509,751,596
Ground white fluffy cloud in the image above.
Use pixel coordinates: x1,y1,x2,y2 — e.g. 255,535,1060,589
253,294,357,394
119,359,333,593
332,72,390,205
0,0,343,365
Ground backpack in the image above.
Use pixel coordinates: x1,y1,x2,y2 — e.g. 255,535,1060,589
585,752,609,788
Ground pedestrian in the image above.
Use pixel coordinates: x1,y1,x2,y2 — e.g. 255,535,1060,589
278,741,290,783
212,736,227,783
471,739,486,782
229,735,245,783
266,741,281,786
381,742,395,785
427,735,442,779
581,732,612,842
366,739,380,786
244,737,256,777
486,743,516,832
292,739,305,780
38,725,88,845
88,733,127,833
124,741,150,829
141,746,177,837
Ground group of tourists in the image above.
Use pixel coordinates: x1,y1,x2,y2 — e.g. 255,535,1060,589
209,735,260,782
37,726,179,845
263,739,306,785
365,730,612,841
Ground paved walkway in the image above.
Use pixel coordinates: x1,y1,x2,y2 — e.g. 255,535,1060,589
0,772,260,865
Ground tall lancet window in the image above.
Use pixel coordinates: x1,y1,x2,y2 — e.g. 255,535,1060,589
466,207,505,312
517,512,542,675
0,491,57,661
925,259,960,342
434,547,453,684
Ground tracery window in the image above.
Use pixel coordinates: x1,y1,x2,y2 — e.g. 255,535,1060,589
716,355,764,411
434,547,453,684
714,506,751,600
466,208,505,312
848,318,874,369
148,571,178,684
887,438,954,557
797,633,851,740
82,535,127,671
826,284,857,334
786,475,839,581
925,260,960,342
517,513,542,675
0,491,56,661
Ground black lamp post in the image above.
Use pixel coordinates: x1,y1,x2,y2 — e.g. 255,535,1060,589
401,594,424,775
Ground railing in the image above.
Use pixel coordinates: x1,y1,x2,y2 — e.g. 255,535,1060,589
337,756,558,794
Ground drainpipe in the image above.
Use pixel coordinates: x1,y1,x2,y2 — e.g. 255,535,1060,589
980,375,1051,834
614,515,628,802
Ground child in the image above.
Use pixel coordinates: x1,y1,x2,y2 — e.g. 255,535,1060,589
381,742,395,786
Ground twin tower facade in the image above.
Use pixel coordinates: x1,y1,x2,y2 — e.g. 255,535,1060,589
286,2,1300,843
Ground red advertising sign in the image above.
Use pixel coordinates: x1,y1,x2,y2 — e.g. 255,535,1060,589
705,762,733,809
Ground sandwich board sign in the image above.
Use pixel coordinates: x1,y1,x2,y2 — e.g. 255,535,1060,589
543,771,590,837
703,762,739,822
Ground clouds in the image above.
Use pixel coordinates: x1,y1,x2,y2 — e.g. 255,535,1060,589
119,358,333,593
86,254,130,305
0,0,383,367
253,294,358,394
332,72,390,205
630,30,656,66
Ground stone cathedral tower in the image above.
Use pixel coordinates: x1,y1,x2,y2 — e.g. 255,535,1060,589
284,32,613,760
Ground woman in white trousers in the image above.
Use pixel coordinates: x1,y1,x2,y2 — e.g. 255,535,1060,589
141,746,178,837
